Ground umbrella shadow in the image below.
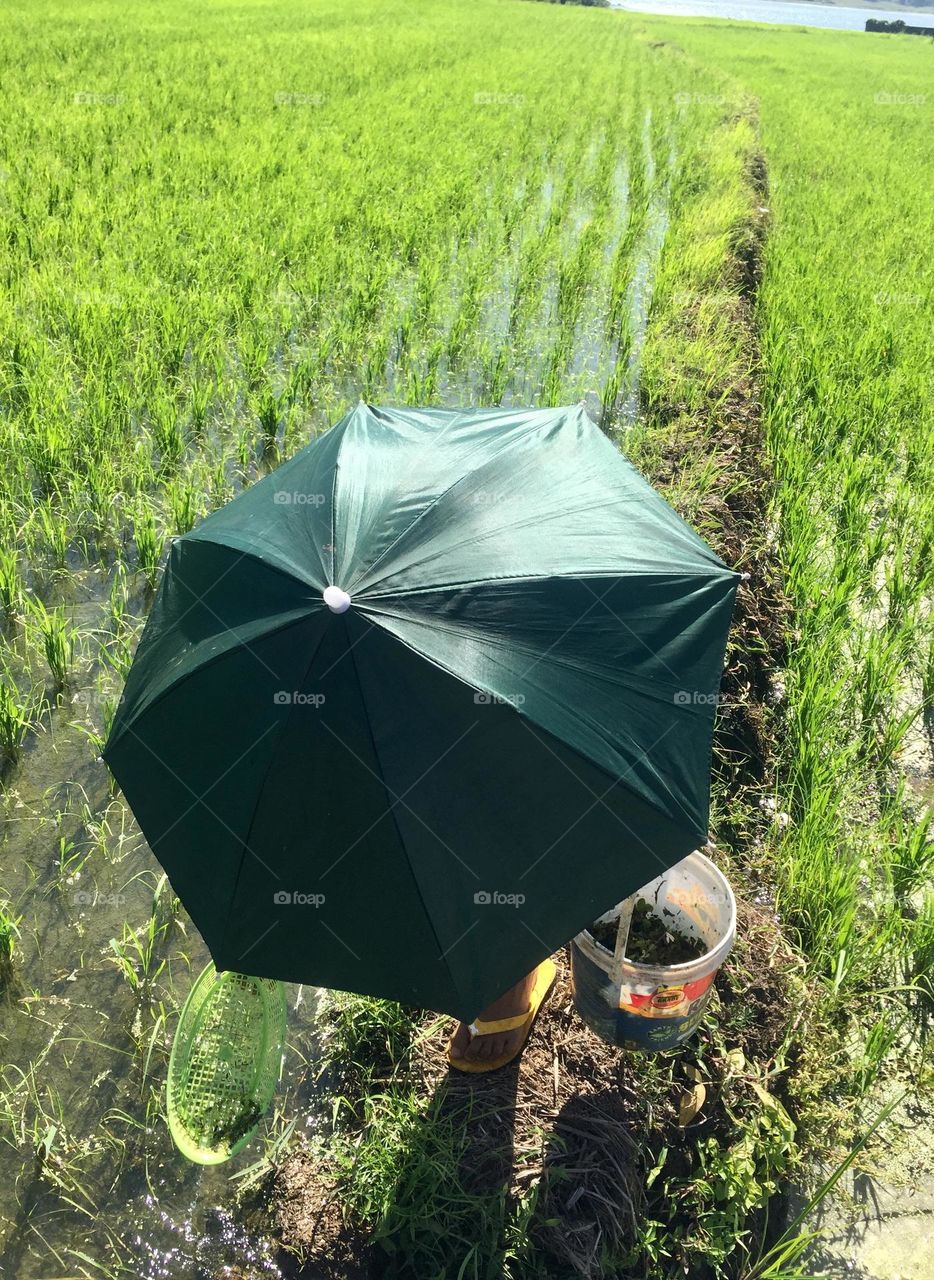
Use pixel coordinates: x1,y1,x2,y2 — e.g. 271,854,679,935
373,1070,643,1279
372,1055,522,1277
524,1088,643,1280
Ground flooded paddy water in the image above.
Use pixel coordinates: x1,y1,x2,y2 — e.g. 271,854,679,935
0,633,326,1277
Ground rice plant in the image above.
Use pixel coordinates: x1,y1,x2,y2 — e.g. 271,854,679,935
132,504,165,589
0,898,20,998
0,675,32,763
24,597,77,694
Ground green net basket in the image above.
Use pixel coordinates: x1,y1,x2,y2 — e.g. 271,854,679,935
166,962,287,1165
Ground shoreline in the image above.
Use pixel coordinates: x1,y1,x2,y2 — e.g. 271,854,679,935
612,0,934,19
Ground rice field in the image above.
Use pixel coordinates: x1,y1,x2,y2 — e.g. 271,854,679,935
0,0,931,1277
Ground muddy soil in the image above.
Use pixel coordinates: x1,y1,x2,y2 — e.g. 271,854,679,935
267,893,803,1278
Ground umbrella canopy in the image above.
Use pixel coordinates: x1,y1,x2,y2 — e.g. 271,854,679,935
103,403,739,1021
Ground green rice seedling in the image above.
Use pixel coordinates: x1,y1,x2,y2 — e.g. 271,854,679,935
240,325,271,392
909,892,934,1028
132,504,165,589
81,455,122,550
255,385,283,460
230,1111,298,1193
100,629,135,687
25,417,70,499
34,498,70,572
0,898,21,997
0,676,32,762
156,295,190,380
166,474,199,535
480,342,510,405
208,456,233,515
27,1088,103,1220
108,915,168,999
108,560,130,633
149,394,185,474
0,546,22,621
24,596,77,694
882,784,934,905
187,377,213,437
55,833,90,886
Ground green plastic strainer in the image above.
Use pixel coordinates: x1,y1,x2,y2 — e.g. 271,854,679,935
166,962,287,1165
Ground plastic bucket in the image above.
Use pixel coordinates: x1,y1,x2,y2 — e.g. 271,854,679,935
570,850,736,1052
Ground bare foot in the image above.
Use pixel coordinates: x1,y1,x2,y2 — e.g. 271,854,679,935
450,968,539,1064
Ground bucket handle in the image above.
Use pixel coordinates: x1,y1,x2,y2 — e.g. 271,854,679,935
610,895,636,983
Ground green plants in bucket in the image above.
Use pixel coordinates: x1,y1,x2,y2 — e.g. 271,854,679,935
166,962,287,1164
570,850,736,1051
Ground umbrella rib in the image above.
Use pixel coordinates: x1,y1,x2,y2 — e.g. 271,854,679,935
317,717,480,883
517,720,686,882
105,606,320,752
559,572,716,691
215,617,333,967
352,496,658,595
328,409,345,588
343,415,551,597
515,716,701,878
353,608,708,837
116,720,278,861
360,600,711,705
185,529,324,593
187,410,352,592
358,567,732,599
361,571,733,695
341,626,474,1014
140,719,282,857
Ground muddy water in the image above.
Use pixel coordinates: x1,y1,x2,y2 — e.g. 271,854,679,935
0,579,324,1279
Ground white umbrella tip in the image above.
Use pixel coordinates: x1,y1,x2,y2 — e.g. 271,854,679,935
323,586,352,614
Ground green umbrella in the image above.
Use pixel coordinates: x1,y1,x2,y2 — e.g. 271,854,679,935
103,403,738,1022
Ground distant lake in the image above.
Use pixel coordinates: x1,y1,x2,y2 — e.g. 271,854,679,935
610,0,934,30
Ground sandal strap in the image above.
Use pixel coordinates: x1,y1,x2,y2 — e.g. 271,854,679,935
468,1009,530,1036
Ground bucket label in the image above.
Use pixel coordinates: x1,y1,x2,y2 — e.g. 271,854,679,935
619,972,714,1018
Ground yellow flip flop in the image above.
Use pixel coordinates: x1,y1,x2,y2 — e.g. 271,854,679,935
448,958,557,1073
